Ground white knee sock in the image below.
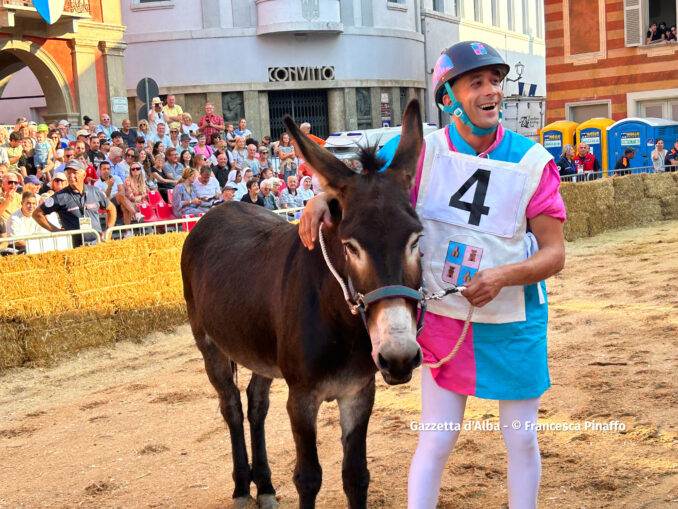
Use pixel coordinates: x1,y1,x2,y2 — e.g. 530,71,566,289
499,398,542,509
408,367,467,509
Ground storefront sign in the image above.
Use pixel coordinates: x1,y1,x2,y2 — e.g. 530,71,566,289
268,66,335,82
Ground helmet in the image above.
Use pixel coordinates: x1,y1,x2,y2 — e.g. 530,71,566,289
432,41,510,106
37,123,49,133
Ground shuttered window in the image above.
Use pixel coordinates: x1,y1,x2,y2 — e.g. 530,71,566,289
623,0,643,47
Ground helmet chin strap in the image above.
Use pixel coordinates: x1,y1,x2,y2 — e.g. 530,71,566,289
440,82,500,136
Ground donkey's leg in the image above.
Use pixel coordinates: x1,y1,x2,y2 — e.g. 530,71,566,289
246,373,277,509
195,337,252,505
287,389,322,509
337,377,375,509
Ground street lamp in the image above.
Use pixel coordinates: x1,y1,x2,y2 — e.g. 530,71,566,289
505,61,525,83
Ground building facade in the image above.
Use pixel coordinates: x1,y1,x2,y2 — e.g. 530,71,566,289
544,0,678,125
122,0,546,139
0,0,127,125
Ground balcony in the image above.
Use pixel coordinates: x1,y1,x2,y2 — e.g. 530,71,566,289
255,0,342,35
0,0,91,29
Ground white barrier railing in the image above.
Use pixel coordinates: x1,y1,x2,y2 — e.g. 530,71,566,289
2,228,101,255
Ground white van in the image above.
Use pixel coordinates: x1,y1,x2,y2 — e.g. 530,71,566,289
324,123,438,161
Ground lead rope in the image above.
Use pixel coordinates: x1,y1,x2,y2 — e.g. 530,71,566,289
318,223,475,367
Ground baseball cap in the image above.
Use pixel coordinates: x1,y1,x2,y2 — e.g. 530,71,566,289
58,119,70,127
180,134,191,141
64,159,86,171
37,124,49,133
27,121,37,127
223,182,238,190
52,172,67,181
24,175,41,185
76,129,89,137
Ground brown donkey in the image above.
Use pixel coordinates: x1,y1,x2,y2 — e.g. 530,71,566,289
181,99,425,509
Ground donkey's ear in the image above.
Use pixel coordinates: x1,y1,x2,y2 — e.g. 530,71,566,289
388,99,423,191
283,115,354,193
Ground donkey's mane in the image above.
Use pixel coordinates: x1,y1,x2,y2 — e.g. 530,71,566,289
356,144,387,176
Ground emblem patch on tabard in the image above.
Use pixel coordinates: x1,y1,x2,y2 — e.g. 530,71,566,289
442,241,483,286
471,43,487,56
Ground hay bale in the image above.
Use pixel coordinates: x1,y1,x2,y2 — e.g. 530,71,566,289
563,212,589,242
586,207,619,237
614,199,663,229
612,174,646,203
644,173,678,199
659,196,678,219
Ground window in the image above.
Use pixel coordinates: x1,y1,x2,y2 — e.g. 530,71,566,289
639,99,678,120
521,0,529,35
491,0,499,26
433,0,457,16
566,101,611,123
473,0,481,22
535,0,543,37
626,0,678,47
433,0,444,12
507,0,514,31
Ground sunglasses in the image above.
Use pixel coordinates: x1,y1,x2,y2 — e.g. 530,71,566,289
7,181,19,185
126,154,135,158
131,166,142,171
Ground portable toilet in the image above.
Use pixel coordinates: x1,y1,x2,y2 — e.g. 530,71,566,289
607,118,678,174
540,120,578,160
576,118,615,176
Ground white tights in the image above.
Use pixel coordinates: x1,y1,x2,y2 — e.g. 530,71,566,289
408,367,542,509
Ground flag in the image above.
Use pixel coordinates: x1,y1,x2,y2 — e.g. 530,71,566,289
32,0,65,25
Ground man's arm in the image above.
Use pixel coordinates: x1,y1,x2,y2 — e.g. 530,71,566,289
103,201,117,240
462,215,565,308
32,207,60,232
0,193,16,218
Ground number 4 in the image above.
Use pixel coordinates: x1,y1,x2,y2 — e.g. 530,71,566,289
448,169,491,226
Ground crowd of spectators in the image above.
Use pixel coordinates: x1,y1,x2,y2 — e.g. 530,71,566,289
647,21,677,44
0,97,324,253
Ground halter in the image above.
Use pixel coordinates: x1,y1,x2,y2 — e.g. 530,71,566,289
317,224,467,338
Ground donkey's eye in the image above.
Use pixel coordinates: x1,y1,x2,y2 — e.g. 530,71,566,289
343,242,359,256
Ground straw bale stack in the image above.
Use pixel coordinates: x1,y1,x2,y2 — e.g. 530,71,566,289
0,233,188,370
563,212,589,242
612,174,645,203
660,196,678,219
644,173,678,199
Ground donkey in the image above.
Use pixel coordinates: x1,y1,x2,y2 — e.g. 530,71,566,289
181,99,425,509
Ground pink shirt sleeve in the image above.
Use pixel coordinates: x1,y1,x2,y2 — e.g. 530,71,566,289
525,159,566,222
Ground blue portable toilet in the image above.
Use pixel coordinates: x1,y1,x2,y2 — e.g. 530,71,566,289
607,118,678,174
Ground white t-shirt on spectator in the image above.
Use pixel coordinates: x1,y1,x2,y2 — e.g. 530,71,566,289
9,209,49,237
93,176,123,199
193,176,221,199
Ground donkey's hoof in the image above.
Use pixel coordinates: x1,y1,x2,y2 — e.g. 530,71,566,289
232,495,253,509
257,494,278,509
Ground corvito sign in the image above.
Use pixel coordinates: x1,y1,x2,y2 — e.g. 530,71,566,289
268,66,335,82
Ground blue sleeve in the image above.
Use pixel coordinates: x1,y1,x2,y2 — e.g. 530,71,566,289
376,135,401,171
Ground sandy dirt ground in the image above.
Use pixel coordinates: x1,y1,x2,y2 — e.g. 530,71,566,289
1,221,677,509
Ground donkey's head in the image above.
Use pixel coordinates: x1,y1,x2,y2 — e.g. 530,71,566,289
285,99,425,385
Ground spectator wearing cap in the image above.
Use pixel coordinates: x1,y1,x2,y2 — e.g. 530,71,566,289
0,173,22,224
149,97,169,133
119,119,137,148
87,135,106,171
76,129,90,144
198,103,225,141
8,191,48,252
148,122,172,148
163,95,184,123
33,159,116,245
614,148,635,176
168,123,182,151
664,138,678,172
33,124,52,175
95,113,117,140
194,166,221,201
22,175,42,196
179,134,194,156
221,181,238,202
45,172,67,197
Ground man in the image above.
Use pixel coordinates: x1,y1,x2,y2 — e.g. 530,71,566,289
76,130,90,144
0,173,22,223
261,135,272,148
87,135,106,171
148,122,172,147
243,144,261,177
663,138,678,173
148,97,169,132
93,160,123,208
8,191,48,252
33,159,116,246
178,134,194,156
163,95,184,123
211,153,230,188
194,166,222,201
73,139,88,161
163,148,183,181
110,131,125,149
95,113,117,140
57,120,74,146
300,41,567,509
299,122,326,146
119,119,137,148
574,142,600,180
198,103,225,141
650,138,666,173
106,147,126,180
279,175,304,209
614,148,635,176
6,132,24,174
221,181,238,202
53,146,75,175
100,139,111,158
234,118,252,139
22,175,42,196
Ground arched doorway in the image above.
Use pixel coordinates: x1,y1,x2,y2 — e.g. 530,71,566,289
0,38,78,124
